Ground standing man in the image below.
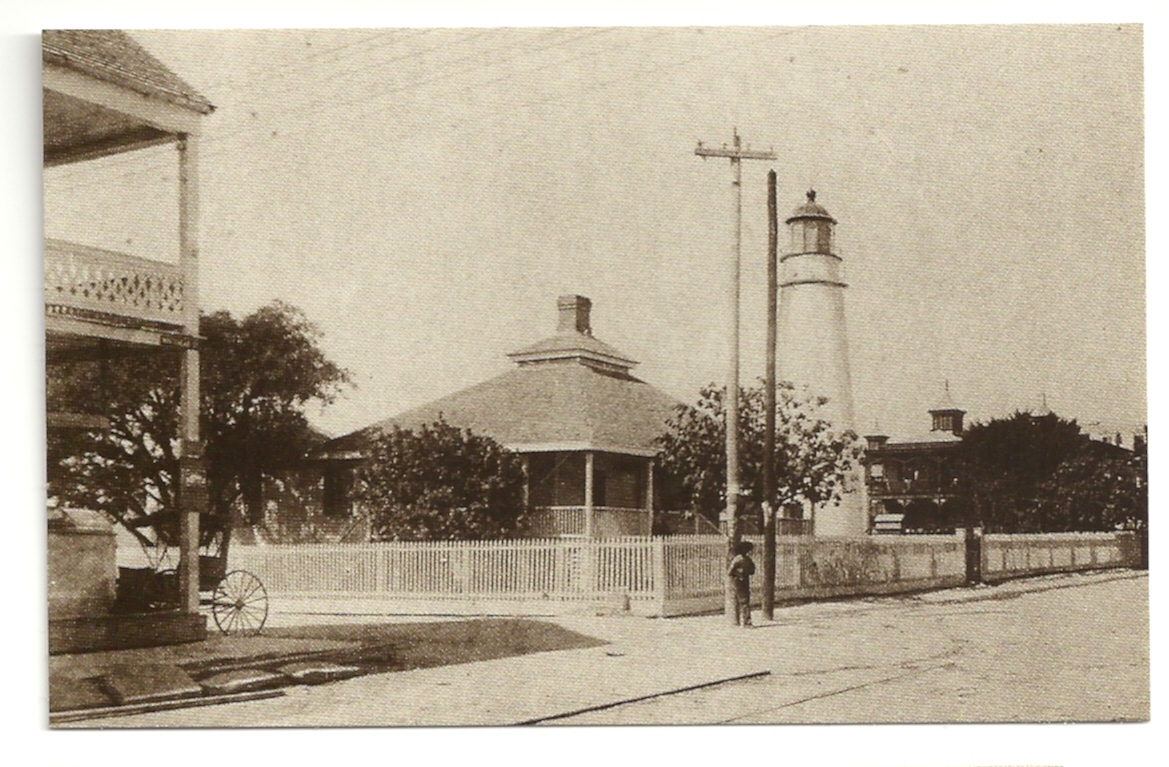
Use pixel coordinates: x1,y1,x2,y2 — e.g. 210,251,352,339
728,541,756,626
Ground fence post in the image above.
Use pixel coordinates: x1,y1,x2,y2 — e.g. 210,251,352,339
963,526,983,584
652,536,667,615
374,545,385,593
981,533,990,582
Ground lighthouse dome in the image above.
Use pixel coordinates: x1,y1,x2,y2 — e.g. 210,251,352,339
786,189,837,223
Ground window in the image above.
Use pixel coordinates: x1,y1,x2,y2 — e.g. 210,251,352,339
323,467,353,518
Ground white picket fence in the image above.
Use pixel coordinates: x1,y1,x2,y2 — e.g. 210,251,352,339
227,531,1139,617
229,538,661,604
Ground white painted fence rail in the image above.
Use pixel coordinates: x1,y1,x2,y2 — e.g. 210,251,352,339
227,531,1140,618
229,538,660,605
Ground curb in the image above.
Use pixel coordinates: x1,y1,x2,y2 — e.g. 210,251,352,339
50,688,286,725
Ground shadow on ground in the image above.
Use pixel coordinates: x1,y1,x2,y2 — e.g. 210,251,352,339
51,618,606,714
238,618,607,675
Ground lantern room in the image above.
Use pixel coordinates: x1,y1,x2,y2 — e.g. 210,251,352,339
785,189,837,255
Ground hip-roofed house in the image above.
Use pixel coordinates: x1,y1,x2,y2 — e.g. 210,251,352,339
316,296,681,537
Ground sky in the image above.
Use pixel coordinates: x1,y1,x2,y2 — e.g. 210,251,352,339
40,21,1148,443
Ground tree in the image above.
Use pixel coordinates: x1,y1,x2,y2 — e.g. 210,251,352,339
960,411,1087,533
1034,442,1145,532
201,302,349,524
355,418,527,541
47,301,350,549
655,381,862,525
960,411,1145,533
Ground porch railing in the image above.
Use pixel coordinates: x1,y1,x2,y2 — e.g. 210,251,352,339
527,506,650,537
45,238,185,326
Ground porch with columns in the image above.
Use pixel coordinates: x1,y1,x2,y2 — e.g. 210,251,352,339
44,30,213,651
523,450,655,538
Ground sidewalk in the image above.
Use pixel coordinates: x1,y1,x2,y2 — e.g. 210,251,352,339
53,568,1146,727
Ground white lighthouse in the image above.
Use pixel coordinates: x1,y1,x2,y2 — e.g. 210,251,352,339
776,190,865,536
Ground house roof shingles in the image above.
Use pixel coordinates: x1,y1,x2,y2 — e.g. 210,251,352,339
508,332,636,367
319,298,681,459
43,29,214,114
321,362,680,459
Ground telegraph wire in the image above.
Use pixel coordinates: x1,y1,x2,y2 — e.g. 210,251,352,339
48,27,810,195
47,28,605,190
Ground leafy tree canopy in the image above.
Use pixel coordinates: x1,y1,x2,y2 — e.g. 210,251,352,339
356,418,527,541
655,381,862,523
960,411,1146,532
48,301,350,548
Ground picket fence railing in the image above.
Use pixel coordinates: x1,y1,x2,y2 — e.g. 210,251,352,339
227,531,1140,617
229,538,662,603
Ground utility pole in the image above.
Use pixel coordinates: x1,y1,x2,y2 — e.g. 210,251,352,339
695,129,776,623
762,168,778,621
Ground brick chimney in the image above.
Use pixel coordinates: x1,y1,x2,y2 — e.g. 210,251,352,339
557,295,592,335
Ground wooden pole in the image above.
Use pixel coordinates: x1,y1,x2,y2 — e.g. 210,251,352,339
726,135,743,621
177,133,202,616
584,451,595,539
762,168,778,621
695,130,775,623
645,458,655,536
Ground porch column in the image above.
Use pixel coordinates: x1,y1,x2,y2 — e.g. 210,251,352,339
520,455,530,510
584,451,595,539
645,458,655,536
176,133,202,615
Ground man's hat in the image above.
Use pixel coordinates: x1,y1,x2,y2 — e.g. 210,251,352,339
735,541,755,555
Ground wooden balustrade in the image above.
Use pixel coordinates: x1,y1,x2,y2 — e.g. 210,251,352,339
45,238,185,326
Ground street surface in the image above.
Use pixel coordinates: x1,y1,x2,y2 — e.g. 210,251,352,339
81,570,1147,727
555,571,1148,724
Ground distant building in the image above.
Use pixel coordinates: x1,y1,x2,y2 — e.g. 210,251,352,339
313,296,681,538
863,385,970,534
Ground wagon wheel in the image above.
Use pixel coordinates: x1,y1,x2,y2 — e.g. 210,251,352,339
211,570,269,636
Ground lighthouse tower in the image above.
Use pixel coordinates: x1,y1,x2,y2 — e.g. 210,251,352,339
776,190,865,536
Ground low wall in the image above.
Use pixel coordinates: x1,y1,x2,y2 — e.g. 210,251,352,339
48,508,209,654
981,531,1140,582
48,509,116,621
660,535,965,617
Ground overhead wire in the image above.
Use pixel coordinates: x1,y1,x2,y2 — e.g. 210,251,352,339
47,27,809,195
46,28,482,183
47,27,601,190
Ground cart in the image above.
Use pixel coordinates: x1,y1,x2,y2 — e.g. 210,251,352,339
130,511,269,636
195,526,269,636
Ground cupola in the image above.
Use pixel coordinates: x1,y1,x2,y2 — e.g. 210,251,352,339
507,295,638,375
929,381,966,435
